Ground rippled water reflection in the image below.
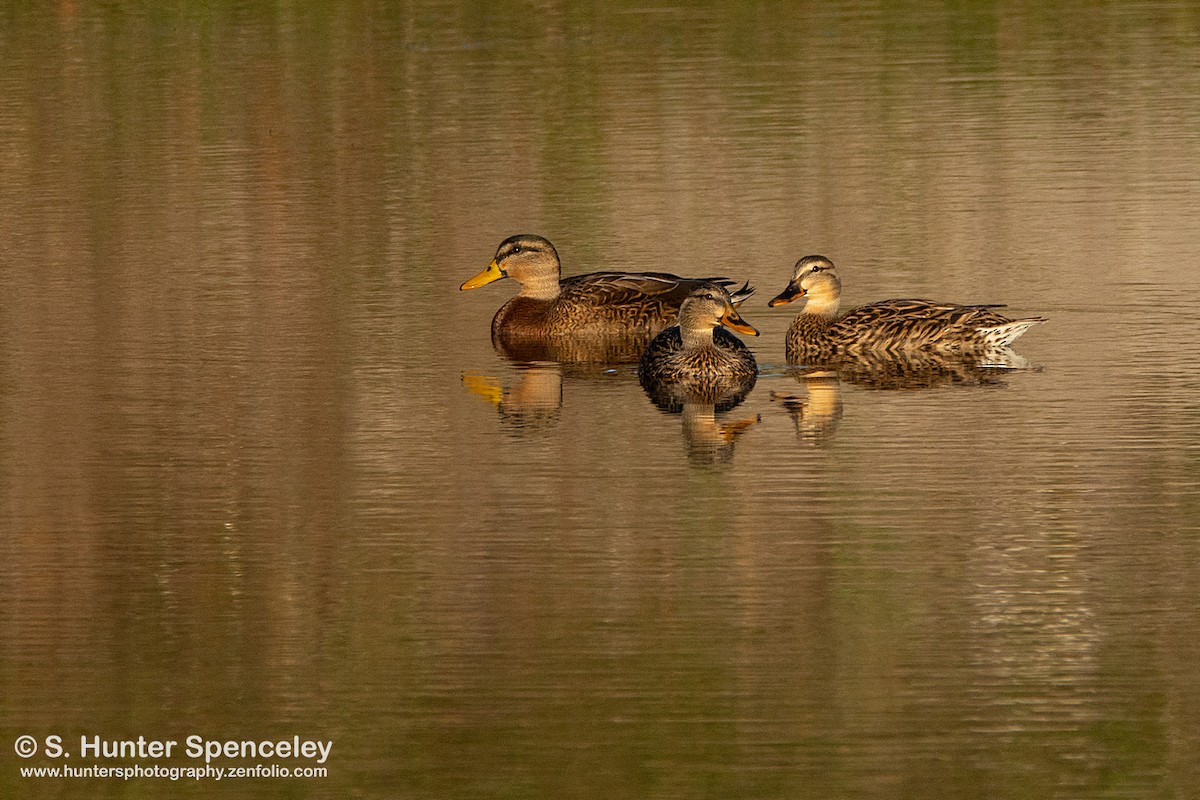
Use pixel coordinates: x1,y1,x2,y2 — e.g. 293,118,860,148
2,1,1199,798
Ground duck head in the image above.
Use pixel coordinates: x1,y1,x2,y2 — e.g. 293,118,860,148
680,285,760,346
461,234,562,299
768,255,841,316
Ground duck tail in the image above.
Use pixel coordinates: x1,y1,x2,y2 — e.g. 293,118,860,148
728,280,755,308
977,317,1047,348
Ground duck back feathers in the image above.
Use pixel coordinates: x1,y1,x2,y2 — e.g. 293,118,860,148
828,298,1044,352
771,257,1046,362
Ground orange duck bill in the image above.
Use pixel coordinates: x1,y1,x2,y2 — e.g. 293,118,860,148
720,305,760,336
767,282,805,307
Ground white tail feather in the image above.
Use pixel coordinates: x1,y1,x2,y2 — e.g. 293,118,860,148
977,318,1046,348
728,281,755,307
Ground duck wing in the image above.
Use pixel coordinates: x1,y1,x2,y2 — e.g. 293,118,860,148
836,299,1019,349
563,272,753,308
839,299,1009,326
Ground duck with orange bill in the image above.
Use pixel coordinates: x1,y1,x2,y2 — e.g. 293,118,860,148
638,285,760,400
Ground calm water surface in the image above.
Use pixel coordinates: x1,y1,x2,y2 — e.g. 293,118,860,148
2,2,1199,798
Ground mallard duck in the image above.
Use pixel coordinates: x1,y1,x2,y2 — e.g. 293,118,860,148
461,235,754,347
638,285,760,397
768,255,1046,362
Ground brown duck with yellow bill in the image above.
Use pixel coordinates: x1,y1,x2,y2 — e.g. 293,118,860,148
462,235,754,351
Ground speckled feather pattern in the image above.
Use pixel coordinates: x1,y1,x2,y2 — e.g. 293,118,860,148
493,273,752,341
785,298,1046,361
638,326,758,394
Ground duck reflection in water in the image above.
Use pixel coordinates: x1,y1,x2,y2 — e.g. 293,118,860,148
491,334,649,366
770,348,1026,447
770,370,844,448
642,385,761,467
679,400,761,467
820,347,1025,389
461,366,563,432
638,285,762,465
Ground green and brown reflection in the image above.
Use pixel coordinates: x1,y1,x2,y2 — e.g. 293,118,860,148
329,483,1127,800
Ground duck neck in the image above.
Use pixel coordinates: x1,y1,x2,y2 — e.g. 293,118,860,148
516,272,562,301
802,295,840,318
793,313,836,338
681,324,716,350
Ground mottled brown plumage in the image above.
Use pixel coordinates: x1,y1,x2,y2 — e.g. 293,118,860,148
461,235,753,353
638,286,759,402
769,256,1046,363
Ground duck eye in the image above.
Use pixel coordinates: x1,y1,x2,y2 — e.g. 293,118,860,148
809,265,822,273
511,245,522,255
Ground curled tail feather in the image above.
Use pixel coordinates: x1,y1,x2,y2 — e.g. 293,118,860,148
728,280,755,307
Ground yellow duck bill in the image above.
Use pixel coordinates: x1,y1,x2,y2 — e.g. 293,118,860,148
460,259,506,291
